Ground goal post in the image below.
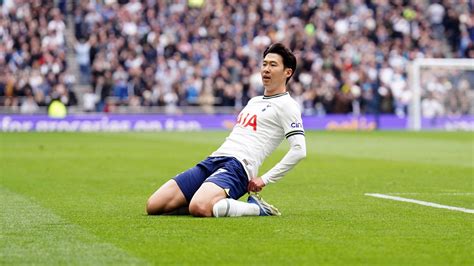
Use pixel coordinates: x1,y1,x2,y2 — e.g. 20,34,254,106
408,58,474,131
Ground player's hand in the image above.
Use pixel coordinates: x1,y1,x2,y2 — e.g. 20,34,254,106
248,177,265,192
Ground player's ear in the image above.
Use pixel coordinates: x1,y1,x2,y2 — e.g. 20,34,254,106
285,68,293,78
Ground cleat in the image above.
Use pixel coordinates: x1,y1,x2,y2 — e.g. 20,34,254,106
247,193,281,216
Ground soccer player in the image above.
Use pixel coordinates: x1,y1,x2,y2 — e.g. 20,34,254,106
146,43,306,217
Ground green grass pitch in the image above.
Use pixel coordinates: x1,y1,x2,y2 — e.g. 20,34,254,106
1,131,473,265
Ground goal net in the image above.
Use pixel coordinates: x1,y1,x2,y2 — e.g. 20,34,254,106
408,58,474,131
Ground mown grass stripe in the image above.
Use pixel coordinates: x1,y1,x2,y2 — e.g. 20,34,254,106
0,187,147,265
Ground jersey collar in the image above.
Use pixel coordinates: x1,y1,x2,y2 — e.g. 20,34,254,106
262,92,288,99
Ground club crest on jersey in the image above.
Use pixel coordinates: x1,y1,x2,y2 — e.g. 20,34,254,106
262,104,271,112
237,112,257,131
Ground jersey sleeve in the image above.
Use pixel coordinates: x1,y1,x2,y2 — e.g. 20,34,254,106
280,101,305,139
261,134,306,185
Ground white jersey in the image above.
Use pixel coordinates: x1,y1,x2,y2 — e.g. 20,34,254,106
211,92,305,181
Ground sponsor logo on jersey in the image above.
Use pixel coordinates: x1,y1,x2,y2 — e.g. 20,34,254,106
291,122,303,128
237,112,257,131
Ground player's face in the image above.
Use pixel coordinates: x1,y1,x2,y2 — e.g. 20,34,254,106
261,53,292,91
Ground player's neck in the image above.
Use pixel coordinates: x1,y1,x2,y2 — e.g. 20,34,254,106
263,86,286,97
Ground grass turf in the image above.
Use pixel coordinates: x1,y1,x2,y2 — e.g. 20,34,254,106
1,131,473,265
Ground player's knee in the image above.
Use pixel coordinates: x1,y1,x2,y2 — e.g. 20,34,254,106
189,201,212,217
146,199,157,215
146,197,164,215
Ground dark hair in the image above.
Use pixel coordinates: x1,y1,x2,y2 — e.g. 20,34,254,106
263,43,297,84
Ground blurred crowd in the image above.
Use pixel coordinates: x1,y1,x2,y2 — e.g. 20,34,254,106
0,0,77,114
1,0,473,116
420,69,472,118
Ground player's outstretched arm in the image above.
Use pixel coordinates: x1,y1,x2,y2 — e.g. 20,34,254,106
260,134,306,185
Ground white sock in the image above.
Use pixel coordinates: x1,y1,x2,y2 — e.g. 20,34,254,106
212,198,260,217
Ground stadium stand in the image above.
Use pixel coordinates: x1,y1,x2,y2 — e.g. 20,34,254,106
1,0,473,115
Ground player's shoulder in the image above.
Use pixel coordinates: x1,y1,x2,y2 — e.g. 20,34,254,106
247,96,261,104
272,92,301,112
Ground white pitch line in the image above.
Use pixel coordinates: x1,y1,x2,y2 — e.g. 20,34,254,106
365,193,474,214
387,192,474,196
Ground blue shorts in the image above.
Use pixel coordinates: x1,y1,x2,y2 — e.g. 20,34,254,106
173,156,248,203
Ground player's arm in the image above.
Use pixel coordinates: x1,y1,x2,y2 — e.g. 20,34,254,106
248,134,307,192
262,134,306,184
248,101,306,192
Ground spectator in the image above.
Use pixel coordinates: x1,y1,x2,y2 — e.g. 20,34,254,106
82,87,99,112
75,39,91,83
422,92,444,119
